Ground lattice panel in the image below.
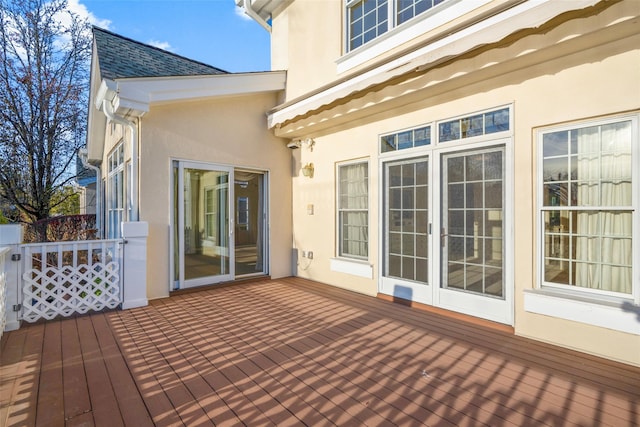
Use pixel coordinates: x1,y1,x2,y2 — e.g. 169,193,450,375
22,262,121,322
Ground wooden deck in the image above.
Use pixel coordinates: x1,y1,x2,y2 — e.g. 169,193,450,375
2,277,639,426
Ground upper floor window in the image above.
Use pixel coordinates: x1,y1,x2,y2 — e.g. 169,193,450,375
346,0,450,52
538,114,637,299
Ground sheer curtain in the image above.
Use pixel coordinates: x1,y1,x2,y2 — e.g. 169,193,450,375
341,163,368,258
575,121,632,293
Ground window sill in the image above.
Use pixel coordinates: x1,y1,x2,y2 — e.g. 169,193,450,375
524,289,640,335
330,258,373,279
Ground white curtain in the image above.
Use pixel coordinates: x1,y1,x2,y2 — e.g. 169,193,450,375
342,163,368,257
575,121,632,293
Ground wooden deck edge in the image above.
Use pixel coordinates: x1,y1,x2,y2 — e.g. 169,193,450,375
376,292,515,334
168,275,271,297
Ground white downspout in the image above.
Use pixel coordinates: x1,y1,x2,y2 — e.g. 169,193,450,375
78,148,102,238
102,100,140,222
244,0,272,32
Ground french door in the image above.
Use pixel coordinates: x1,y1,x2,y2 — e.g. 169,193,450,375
437,147,511,323
175,162,234,289
381,144,512,324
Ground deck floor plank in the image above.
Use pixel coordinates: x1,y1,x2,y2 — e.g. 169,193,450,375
1,327,31,426
76,315,125,427
90,313,154,427
35,321,64,427
2,278,639,426
60,318,92,423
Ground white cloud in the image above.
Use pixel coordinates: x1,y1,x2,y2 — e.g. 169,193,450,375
67,0,112,29
235,5,251,20
147,40,175,52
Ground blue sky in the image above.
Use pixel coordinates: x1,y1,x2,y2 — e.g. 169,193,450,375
77,0,271,72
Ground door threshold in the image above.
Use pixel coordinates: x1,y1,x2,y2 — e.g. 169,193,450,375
170,275,271,296
376,293,514,334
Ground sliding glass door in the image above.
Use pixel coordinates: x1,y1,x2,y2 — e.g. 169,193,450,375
172,162,268,290
175,162,233,288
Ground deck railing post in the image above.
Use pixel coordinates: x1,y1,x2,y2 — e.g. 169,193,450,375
121,221,149,310
0,224,23,332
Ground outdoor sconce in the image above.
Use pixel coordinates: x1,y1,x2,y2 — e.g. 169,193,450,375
287,138,315,151
301,163,314,178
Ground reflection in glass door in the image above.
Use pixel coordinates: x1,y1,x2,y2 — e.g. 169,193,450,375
441,148,504,298
175,162,233,289
234,171,266,277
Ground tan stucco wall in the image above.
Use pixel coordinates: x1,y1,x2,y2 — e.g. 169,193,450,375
271,0,341,99
285,8,640,366
137,92,292,300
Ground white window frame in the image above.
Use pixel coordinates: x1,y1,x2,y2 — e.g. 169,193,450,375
336,159,370,261
345,0,457,53
237,196,249,230
204,186,216,239
525,113,640,335
106,142,128,239
340,0,491,73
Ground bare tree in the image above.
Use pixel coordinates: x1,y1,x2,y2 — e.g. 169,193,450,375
0,0,91,240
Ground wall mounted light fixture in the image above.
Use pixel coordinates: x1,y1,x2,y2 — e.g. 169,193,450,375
287,138,315,151
301,163,314,178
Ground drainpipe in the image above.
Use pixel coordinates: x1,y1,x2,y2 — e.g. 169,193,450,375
78,148,103,238
244,0,272,32
102,100,140,222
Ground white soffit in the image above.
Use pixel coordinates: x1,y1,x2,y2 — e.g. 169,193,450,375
267,0,600,129
236,0,283,21
115,71,286,110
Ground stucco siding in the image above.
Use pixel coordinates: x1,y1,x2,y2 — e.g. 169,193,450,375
287,25,640,365
138,93,292,300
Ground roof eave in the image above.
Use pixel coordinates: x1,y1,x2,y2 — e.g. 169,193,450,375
267,0,603,131
235,0,284,31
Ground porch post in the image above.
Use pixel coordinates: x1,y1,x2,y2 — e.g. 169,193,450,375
121,221,149,309
0,224,23,332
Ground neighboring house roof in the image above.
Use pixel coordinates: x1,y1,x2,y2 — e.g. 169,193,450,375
92,27,228,80
87,28,285,163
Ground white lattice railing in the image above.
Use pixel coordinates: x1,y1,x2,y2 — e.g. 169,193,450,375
0,247,9,338
21,239,123,322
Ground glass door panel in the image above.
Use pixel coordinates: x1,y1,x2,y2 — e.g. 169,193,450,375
234,171,266,276
441,148,504,298
176,162,233,289
380,156,431,304
385,158,429,283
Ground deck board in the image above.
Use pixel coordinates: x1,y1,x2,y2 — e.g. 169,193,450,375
1,277,639,426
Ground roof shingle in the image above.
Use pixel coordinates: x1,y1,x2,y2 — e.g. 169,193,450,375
93,27,228,80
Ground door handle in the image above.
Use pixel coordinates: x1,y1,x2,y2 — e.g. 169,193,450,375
441,229,448,247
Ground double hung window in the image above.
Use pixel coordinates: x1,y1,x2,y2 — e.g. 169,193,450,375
539,115,637,299
337,161,369,259
346,0,450,51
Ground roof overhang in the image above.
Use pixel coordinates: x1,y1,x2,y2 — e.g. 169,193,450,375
86,71,286,162
235,0,285,32
267,0,603,134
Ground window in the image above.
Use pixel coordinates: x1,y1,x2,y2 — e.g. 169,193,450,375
338,161,369,259
381,125,431,153
237,196,249,230
539,115,636,298
204,188,216,239
438,107,510,143
346,0,451,52
397,0,446,25
107,143,127,238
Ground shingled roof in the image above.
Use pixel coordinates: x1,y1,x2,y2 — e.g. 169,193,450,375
93,27,228,80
